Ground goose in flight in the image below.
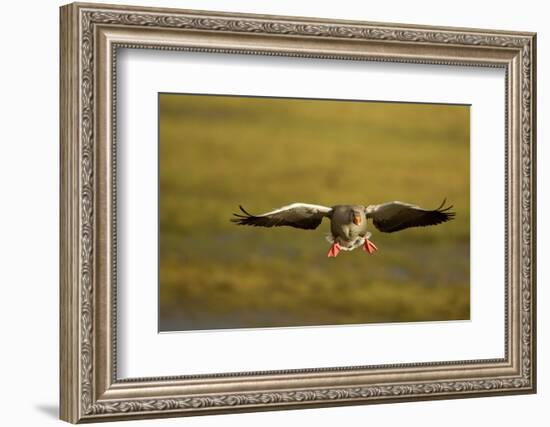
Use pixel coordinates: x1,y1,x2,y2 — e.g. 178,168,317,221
231,200,455,257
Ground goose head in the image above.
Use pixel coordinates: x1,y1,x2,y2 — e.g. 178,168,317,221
349,205,365,225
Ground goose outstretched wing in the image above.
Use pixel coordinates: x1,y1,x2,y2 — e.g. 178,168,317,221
231,203,332,230
365,199,455,233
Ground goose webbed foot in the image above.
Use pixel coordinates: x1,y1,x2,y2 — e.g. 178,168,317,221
327,242,341,257
363,239,378,254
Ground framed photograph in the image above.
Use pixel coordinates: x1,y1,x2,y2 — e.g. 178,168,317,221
60,2,537,423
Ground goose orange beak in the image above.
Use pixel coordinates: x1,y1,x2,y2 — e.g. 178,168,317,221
353,215,361,225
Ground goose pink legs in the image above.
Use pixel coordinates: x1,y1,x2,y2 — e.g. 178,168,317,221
327,242,341,257
363,239,378,254
327,239,378,257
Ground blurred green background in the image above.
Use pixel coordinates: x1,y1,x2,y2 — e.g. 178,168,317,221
159,94,470,331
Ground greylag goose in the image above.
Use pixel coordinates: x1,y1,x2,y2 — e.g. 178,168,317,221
231,200,455,257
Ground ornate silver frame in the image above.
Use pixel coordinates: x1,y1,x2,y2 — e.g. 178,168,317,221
60,2,537,423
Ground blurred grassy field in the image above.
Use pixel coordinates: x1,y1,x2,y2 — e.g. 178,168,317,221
159,94,470,331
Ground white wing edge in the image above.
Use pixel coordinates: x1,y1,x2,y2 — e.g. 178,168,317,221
365,201,419,216
259,202,333,217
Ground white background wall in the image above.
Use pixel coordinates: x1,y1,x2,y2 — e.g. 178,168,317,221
0,0,545,426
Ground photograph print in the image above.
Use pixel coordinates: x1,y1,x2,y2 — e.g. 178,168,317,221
159,93,470,332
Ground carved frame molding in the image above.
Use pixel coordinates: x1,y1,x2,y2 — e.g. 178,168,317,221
60,2,536,423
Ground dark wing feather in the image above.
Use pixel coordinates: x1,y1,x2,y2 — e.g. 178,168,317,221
366,199,455,233
231,203,332,230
